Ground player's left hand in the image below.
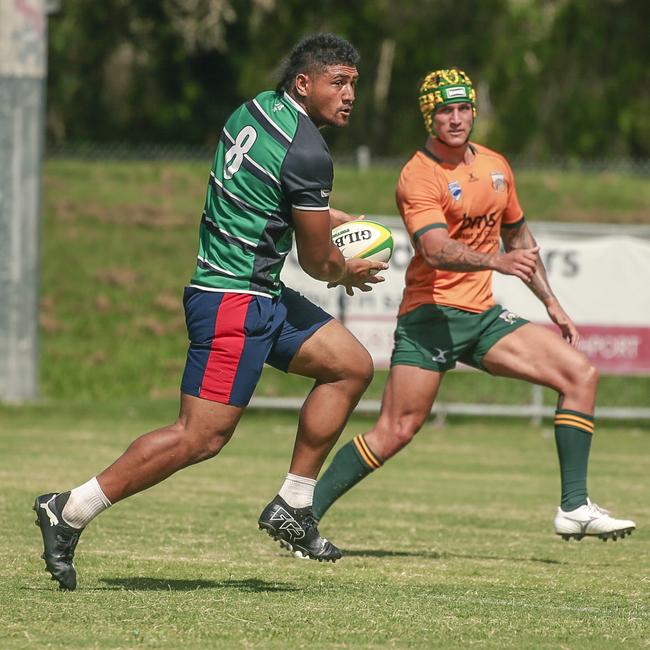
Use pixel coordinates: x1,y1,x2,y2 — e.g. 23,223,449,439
546,299,580,347
329,208,365,229
327,257,388,296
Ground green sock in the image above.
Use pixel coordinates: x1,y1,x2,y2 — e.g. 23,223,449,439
313,434,383,520
554,408,594,511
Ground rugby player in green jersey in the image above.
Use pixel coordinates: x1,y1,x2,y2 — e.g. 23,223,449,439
34,34,387,590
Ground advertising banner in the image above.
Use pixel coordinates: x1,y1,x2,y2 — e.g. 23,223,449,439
281,223,650,374
0,0,47,79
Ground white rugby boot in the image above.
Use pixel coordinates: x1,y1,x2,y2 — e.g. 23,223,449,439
554,499,636,541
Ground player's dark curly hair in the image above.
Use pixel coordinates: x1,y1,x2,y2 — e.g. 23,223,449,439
276,33,360,93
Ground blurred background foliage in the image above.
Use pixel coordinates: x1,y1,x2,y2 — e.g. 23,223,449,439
46,0,650,158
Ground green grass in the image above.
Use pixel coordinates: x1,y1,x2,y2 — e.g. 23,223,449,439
262,366,650,410
16,160,648,647
40,160,650,405
332,165,650,223
46,160,650,225
2,403,648,648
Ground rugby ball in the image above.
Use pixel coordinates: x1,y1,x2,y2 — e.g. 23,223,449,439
331,220,393,263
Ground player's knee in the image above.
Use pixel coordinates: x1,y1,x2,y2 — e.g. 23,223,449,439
355,348,374,388
393,430,415,453
573,357,599,392
582,361,599,389
177,421,233,462
369,410,426,459
558,356,599,402
384,417,422,455
341,346,374,390
203,430,233,459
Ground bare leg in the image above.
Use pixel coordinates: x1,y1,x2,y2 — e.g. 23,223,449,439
285,319,374,478
311,364,442,521
481,323,599,412
483,322,599,512
365,365,444,460
97,393,244,503
257,320,373,561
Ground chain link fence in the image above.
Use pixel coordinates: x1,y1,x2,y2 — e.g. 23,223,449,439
44,141,650,175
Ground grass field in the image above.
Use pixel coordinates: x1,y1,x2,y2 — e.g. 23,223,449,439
2,402,648,648
40,160,650,404
332,165,650,223
4,160,646,646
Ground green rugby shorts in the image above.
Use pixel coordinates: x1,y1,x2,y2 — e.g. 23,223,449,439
391,303,528,372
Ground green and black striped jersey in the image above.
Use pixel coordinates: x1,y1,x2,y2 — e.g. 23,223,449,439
190,90,333,298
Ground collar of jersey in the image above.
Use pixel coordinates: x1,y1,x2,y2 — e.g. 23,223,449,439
420,142,477,165
282,91,308,116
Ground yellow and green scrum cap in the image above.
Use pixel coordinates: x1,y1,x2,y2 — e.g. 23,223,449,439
418,68,477,134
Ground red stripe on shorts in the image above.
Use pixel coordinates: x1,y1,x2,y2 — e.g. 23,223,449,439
199,293,252,402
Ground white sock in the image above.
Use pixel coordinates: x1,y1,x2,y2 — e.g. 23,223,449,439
278,473,316,509
61,477,112,528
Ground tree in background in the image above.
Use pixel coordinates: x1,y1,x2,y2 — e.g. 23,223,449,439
46,0,650,159
487,0,650,160
47,0,240,144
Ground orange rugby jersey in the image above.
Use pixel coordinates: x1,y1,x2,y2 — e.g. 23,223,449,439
396,143,524,316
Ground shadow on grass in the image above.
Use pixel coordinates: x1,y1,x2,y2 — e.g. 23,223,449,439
344,549,563,564
99,577,299,592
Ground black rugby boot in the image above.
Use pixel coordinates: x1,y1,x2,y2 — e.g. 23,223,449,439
258,495,342,562
33,492,84,591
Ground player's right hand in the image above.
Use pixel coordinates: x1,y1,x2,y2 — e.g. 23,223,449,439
546,299,580,347
494,246,539,282
327,258,388,296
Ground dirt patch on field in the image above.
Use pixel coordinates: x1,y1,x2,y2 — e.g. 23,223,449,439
148,386,180,400
94,267,139,288
51,199,195,229
153,292,181,312
88,351,108,365
131,315,185,337
39,296,66,333
94,295,111,311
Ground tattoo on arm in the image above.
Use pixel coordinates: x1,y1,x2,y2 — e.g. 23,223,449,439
502,222,554,303
426,239,495,272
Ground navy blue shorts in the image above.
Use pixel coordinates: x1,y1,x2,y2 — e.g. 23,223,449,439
180,286,333,406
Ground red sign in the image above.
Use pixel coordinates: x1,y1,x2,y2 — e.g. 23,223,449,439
347,317,650,375
502,323,650,374
567,325,650,375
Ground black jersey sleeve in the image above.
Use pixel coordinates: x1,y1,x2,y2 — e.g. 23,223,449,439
281,114,333,211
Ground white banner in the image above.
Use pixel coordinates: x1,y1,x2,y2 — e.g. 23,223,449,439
492,235,650,326
0,0,47,79
281,221,650,373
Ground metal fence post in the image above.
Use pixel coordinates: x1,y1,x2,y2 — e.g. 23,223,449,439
338,286,347,326
531,384,543,426
0,0,48,401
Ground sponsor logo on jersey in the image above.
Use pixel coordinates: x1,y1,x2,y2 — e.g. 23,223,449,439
448,181,462,201
491,171,506,192
459,212,497,231
446,86,468,99
498,309,519,325
272,101,285,112
467,172,479,182
320,188,331,197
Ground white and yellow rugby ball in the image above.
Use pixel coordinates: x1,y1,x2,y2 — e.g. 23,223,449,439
331,219,393,264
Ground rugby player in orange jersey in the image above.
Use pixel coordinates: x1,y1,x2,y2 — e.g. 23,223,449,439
313,68,635,541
